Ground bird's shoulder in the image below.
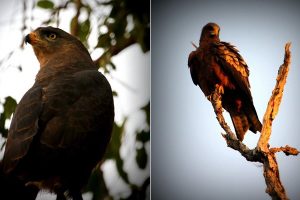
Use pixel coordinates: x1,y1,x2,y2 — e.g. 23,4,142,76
189,47,206,67
212,41,249,78
39,70,111,115
73,69,112,90
211,41,253,99
39,70,114,148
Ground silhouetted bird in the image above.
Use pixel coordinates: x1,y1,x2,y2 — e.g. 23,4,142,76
1,26,114,200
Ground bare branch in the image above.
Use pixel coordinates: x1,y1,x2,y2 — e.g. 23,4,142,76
270,145,299,156
257,43,292,199
210,86,262,162
93,36,135,67
70,0,82,36
208,43,298,200
263,152,288,200
257,43,291,152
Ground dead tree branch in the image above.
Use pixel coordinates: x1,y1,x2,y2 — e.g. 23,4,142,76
210,87,262,162
270,145,299,156
257,43,292,152
210,43,298,200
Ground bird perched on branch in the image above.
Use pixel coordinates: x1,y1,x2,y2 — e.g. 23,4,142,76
188,22,262,141
1,26,114,200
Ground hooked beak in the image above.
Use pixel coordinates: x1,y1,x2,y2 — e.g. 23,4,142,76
25,34,31,45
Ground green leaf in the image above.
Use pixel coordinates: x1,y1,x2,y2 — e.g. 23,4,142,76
97,33,111,49
142,27,150,52
0,96,17,138
136,130,149,144
70,16,78,36
142,102,150,125
79,19,91,45
113,16,127,38
0,116,6,138
37,0,54,9
121,177,150,200
108,61,116,70
85,168,112,200
136,147,147,169
109,4,121,19
112,91,118,97
115,153,130,184
104,121,131,184
104,121,125,159
3,96,17,119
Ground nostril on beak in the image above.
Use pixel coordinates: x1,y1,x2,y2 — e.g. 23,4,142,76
25,34,31,44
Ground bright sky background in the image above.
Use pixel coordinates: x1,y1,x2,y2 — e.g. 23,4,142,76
0,0,150,199
152,0,300,199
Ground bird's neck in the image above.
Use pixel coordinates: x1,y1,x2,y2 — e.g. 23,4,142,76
199,38,220,49
35,58,96,84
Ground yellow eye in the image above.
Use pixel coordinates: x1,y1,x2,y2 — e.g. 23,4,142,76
48,33,56,40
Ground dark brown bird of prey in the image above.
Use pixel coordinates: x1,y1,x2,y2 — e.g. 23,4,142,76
188,22,262,141
1,27,114,200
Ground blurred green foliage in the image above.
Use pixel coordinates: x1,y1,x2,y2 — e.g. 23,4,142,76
0,97,17,138
96,0,150,72
37,0,54,9
0,0,150,199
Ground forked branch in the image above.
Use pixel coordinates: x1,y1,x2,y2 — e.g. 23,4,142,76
209,43,298,200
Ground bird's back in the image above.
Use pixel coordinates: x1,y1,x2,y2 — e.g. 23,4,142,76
3,68,114,192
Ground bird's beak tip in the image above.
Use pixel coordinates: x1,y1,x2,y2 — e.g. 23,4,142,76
24,34,31,45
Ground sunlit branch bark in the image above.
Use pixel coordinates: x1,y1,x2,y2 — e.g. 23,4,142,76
257,43,291,151
270,145,299,156
210,43,298,200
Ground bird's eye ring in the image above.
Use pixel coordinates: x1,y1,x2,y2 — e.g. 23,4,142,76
48,33,57,40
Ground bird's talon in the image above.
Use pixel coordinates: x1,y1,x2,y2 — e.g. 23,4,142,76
215,84,224,94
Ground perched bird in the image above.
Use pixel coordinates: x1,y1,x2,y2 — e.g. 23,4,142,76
1,27,114,200
188,22,262,141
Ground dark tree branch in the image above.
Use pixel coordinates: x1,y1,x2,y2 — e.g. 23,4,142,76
209,43,298,200
93,36,136,67
70,0,82,37
210,86,263,162
40,1,71,27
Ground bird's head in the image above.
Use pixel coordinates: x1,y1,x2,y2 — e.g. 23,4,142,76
25,26,92,68
200,22,220,43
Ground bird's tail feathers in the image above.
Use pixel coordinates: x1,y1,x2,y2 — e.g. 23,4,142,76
230,113,249,141
248,114,262,133
243,103,262,133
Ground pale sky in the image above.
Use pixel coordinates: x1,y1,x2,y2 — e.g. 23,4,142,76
152,0,300,199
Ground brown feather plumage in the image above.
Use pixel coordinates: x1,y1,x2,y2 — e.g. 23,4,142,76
188,22,262,141
2,27,114,200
